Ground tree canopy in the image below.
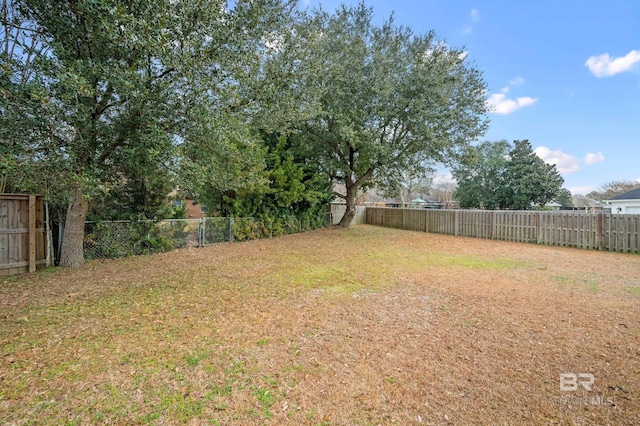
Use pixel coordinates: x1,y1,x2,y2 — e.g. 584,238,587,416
587,180,640,201
2,0,301,266
187,131,333,226
293,3,489,226
452,140,564,210
554,188,574,208
451,140,510,210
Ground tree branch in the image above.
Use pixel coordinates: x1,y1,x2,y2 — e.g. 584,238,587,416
93,83,114,119
354,163,377,188
332,191,346,199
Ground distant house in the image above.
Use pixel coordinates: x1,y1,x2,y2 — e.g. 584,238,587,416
542,201,562,211
606,187,640,214
167,190,207,219
380,196,444,209
417,196,445,209
570,195,609,212
172,197,207,219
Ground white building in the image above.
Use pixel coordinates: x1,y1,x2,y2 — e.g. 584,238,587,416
607,188,640,214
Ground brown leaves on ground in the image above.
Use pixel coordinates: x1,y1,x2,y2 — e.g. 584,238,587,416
0,225,639,425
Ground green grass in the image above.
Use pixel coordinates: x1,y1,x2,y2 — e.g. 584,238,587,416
254,387,276,418
555,274,599,292
281,249,527,295
626,286,640,297
185,350,208,368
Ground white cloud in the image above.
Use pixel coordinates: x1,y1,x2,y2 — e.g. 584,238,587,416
534,147,580,174
487,77,537,114
585,50,640,77
584,152,605,165
433,173,456,185
486,93,538,115
569,185,597,196
462,9,479,36
509,76,525,86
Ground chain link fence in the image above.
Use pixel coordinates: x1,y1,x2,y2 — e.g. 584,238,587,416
83,213,332,260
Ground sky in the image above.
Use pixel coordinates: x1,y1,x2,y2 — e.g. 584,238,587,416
302,0,640,195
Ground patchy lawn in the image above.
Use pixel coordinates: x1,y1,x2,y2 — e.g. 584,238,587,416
1,225,639,425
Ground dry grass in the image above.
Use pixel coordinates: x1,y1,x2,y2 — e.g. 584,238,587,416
1,225,639,425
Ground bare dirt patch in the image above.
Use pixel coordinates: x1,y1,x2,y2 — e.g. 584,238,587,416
1,225,638,425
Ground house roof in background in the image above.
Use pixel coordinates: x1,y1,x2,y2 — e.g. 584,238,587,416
571,196,608,208
607,187,640,201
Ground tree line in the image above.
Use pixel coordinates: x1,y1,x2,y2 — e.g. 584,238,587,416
10,0,619,267
1,0,492,266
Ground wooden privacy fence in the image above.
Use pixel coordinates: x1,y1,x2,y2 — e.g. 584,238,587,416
365,208,640,253
329,204,367,225
0,194,49,276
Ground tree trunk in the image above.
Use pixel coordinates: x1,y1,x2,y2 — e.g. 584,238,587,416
59,187,89,267
338,183,357,228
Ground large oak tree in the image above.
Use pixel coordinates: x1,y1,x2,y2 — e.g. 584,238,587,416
4,0,299,266
294,3,489,226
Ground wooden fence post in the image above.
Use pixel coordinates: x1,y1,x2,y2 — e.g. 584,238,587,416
490,211,496,240
595,213,603,251
536,212,542,244
424,209,428,233
454,210,459,236
424,209,429,233
45,201,52,267
28,195,36,273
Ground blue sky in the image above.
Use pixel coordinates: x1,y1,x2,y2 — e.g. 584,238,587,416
303,0,640,195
